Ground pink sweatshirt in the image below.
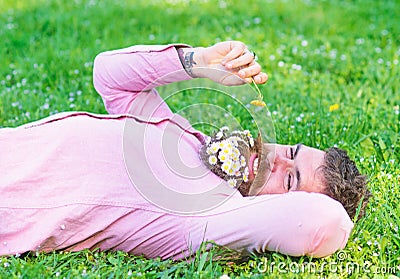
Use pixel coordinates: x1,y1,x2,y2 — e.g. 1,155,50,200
0,45,353,260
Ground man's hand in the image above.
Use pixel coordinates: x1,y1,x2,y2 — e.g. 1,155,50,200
178,41,268,86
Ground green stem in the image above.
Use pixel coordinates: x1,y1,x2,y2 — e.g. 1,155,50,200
251,77,263,100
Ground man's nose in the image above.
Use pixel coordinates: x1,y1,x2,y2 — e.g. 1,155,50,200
272,153,294,171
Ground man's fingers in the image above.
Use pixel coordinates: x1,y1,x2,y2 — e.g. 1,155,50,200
221,42,246,65
225,50,254,69
253,72,268,84
243,72,268,84
237,62,269,84
238,62,261,78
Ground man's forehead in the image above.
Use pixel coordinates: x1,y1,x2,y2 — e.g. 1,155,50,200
297,150,326,193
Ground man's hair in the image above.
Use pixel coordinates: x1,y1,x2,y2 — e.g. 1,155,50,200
320,147,371,220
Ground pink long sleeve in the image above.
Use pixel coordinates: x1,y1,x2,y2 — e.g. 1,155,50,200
93,44,192,116
188,191,353,258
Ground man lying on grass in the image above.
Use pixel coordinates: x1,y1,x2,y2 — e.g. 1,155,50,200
0,40,370,260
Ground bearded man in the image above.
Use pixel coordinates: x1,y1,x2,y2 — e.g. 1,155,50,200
0,41,369,259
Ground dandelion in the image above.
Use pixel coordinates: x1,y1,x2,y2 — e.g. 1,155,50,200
250,99,266,107
329,103,339,112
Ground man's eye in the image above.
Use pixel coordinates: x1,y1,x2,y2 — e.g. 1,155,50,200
287,173,292,190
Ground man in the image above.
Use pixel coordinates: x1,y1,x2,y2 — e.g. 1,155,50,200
0,41,368,259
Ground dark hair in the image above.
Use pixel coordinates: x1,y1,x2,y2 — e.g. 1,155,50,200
320,147,371,220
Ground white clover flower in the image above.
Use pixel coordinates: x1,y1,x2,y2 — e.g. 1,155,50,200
220,126,229,131
227,178,237,188
209,155,217,165
205,136,211,145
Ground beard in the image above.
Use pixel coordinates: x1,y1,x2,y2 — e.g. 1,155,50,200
199,129,273,197
238,144,272,196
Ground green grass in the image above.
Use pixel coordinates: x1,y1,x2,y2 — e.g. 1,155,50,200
0,0,399,278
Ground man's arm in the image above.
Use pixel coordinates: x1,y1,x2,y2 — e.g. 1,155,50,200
187,192,353,258
93,42,268,115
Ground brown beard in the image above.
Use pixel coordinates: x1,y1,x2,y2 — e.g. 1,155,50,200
238,144,272,196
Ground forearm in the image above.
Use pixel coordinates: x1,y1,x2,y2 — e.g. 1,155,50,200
94,44,191,92
93,45,192,114
188,192,353,258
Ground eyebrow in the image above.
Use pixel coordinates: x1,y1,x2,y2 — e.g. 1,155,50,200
294,144,302,190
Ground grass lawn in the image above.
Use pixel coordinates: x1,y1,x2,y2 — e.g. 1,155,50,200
0,0,399,278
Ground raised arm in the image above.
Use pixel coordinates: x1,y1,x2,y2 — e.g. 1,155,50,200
188,192,353,258
93,42,268,115
93,44,191,115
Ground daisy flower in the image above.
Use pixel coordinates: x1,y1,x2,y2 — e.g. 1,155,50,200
221,160,233,174
227,178,237,188
209,155,217,165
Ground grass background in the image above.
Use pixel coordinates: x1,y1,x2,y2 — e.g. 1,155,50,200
0,0,399,278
